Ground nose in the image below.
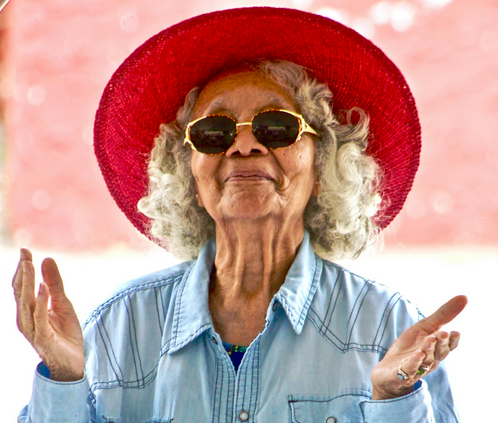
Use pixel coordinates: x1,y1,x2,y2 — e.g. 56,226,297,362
225,124,269,157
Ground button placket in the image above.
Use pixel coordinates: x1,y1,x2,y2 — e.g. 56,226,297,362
233,337,260,423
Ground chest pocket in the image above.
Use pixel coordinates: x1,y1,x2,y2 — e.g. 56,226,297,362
288,391,370,423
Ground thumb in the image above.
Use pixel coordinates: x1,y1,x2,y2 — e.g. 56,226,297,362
419,295,468,333
40,258,67,304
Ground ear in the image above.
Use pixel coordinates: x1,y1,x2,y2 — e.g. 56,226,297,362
195,193,205,208
311,179,321,196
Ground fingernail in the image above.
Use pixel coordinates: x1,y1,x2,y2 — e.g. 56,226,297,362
38,283,44,296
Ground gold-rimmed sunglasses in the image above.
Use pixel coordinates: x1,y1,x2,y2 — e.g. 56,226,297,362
184,109,318,155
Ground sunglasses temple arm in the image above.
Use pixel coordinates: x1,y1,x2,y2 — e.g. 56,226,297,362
183,125,198,151
302,121,318,136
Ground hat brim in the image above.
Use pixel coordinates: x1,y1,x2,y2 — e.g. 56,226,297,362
94,7,421,242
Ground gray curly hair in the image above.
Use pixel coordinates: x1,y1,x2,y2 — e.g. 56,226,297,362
137,61,382,261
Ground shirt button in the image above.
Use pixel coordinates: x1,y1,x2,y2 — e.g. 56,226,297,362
212,336,218,345
326,417,337,423
239,410,249,421
272,302,278,311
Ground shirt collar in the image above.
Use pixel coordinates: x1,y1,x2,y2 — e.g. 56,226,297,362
168,230,322,353
273,230,322,335
169,238,216,354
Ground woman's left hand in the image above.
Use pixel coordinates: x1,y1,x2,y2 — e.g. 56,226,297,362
371,295,468,400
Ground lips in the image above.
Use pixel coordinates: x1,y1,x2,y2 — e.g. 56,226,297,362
224,170,275,182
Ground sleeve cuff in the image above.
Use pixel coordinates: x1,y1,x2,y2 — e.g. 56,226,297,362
38,361,51,378
360,381,435,423
28,363,90,423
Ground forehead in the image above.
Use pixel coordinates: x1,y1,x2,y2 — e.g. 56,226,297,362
192,69,297,118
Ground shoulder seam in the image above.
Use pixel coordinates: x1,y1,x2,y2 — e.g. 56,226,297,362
321,259,424,317
82,271,187,330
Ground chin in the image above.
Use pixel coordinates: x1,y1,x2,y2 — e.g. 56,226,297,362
220,195,278,221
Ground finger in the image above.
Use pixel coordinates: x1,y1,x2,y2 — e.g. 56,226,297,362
449,331,461,351
421,335,437,364
12,248,33,290
12,261,22,299
12,261,21,289
33,282,51,354
417,335,437,374
12,251,23,288
21,248,33,262
400,335,436,379
41,258,67,305
434,331,451,361
419,295,468,333
18,259,37,337
399,349,426,383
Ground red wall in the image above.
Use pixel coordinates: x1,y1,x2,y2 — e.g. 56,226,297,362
2,0,497,250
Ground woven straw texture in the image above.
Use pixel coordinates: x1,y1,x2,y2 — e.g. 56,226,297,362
94,7,421,244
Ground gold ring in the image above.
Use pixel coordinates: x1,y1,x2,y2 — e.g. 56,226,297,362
417,366,430,375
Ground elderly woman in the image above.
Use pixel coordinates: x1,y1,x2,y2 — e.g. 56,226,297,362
14,7,466,423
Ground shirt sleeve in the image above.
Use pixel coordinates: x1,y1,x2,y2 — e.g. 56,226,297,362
18,363,92,423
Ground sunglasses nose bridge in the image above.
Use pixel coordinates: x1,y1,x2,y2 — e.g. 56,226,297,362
235,121,252,135
225,122,269,157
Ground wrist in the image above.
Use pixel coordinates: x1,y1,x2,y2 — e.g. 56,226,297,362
42,360,85,382
372,385,414,400
49,368,85,382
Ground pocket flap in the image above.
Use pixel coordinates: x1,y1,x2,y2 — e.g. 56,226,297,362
288,391,370,423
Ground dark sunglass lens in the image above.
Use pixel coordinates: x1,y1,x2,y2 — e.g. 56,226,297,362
253,111,300,149
189,116,236,154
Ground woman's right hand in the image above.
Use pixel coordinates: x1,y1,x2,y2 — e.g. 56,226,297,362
12,248,85,382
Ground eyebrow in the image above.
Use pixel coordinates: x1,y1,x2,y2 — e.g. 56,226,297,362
201,98,295,117
202,101,229,116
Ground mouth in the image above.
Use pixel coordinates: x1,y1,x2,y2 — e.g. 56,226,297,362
224,170,275,183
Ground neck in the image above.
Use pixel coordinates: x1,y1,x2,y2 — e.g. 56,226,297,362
209,217,304,346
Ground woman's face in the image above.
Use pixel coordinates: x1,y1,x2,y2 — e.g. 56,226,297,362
190,69,318,227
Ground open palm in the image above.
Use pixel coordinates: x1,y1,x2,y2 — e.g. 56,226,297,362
13,249,85,382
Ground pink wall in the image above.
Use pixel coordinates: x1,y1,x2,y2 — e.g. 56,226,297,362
2,0,497,251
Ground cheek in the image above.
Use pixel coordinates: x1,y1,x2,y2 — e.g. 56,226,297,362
190,152,211,184
283,142,317,183
190,153,222,195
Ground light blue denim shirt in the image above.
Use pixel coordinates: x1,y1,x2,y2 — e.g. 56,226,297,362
20,231,459,422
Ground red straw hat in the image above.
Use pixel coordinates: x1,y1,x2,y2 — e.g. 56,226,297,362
94,7,421,242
